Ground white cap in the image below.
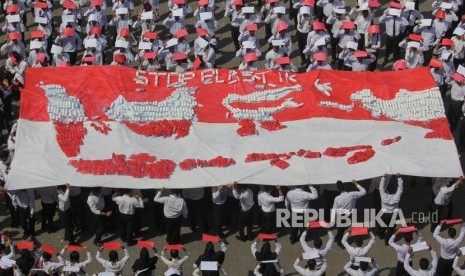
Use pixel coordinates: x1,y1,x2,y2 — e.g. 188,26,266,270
88,14,97,21
61,14,74,23
30,40,43,50
453,27,465,36
441,51,452,60
440,2,453,9
271,39,284,46
35,16,48,24
407,41,420,49
199,11,213,21
346,41,358,50
273,6,286,14
84,38,98,48
51,44,64,54
299,6,311,15
138,41,152,50
334,7,346,14
457,65,465,76
115,7,128,15
166,38,178,48
7,14,20,23
141,11,153,20
404,2,415,10
172,8,184,17
242,40,255,49
197,37,209,48
115,39,129,48
242,6,255,14
358,3,369,11
420,19,432,26
388,8,401,17
315,37,326,47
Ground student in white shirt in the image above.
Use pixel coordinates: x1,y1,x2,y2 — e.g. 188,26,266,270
404,246,437,276
251,238,282,275
285,185,318,244
342,230,375,269
96,246,130,275
344,258,378,276
434,221,465,275
57,183,75,244
61,247,92,276
112,189,144,246
300,228,334,270
389,229,425,276
41,248,66,275
257,185,284,234
160,247,190,275
232,182,255,242
332,180,366,248
193,242,227,275
378,173,404,245
453,251,465,276
293,256,327,276
430,177,462,231
154,188,187,245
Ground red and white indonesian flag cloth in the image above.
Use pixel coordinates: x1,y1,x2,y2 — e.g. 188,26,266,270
7,66,463,189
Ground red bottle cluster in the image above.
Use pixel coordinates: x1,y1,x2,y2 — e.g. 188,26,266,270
54,121,86,157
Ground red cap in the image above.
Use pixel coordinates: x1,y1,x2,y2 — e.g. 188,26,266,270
267,0,279,3
368,0,381,7
398,226,417,233
114,54,126,64
66,245,85,252
436,10,445,19
302,0,315,7
231,0,243,6
313,52,327,61
173,52,187,61
91,26,102,35
451,72,465,82
172,0,185,4
408,33,422,42
275,56,290,65
6,4,19,14
429,58,442,68
393,60,407,70
16,241,34,250
245,24,258,32
313,21,326,31
354,50,368,58
119,28,130,37
37,52,46,63
90,0,103,6
341,20,355,29
198,0,208,5
202,234,220,242
143,51,157,59
63,27,74,37
350,227,369,236
82,56,96,63
63,1,76,9
308,221,327,228
31,30,45,39
59,61,71,67
258,233,277,240
389,1,402,9
41,245,57,255
103,242,121,250
137,240,155,249
276,21,288,33
368,25,380,34
8,32,21,40
445,218,464,225
143,31,158,40
441,38,453,46
244,52,258,62
34,1,48,8
164,244,183,251
175,28,188,38
196,28,209,36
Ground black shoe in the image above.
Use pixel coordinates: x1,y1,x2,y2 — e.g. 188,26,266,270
337,241,345,249
21,234,30,240
235,235,246,242
93,241,102,247
127,240,136,246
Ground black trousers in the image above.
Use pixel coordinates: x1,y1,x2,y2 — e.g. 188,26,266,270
59,209,74,243
431,202,454,232
18,207,34,237
212,203,226,239
238,207,254,239
67,51,77,65
120,213,135,243
231,26,240,51
41,202,56,231
93,214,105,243
396,260,411,276
437,257,454,276
70,194,87,231
261,211,276,234
447,100,464,131
297,31,308,63
5,193,19,226
378,212,395,245
186,199,208,232
165,216,182,244
290,211,303,242
385,35,402,61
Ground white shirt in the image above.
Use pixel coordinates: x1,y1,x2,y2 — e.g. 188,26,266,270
434,183,456,205
344,261,378,276
57,188,70,211
96,248,130,274
285,186,318,213
433,224,465,259
154,192,188,219
257,191,284,213
61,250,92,276
342,232,375,264
379,176,404,213
113,194,143,215
212,187,228,205
332,185,366,215
0,246,15,269
389,232,424,262
232,188,254,212
300,230,334,269
293,259,327,276
87,193,105,215
404,251,437,276
42,253,66,274
453,256,465,276
9,190,35,214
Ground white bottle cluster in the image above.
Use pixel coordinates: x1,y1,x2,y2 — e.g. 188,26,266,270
318,101,354,111
350,88,445,121
104,87,198,122
222,85,304,121
41,84,85,123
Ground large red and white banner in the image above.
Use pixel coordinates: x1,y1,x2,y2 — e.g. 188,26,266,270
7,66,463,189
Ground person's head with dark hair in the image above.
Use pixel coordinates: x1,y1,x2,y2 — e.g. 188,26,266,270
385,182,397,194
170,250,179,259
264,185,274,194
69,273,78,276
69,251,80,263
336,180,345,192
306,259,316,270
42,252,52,262
92,186,102,196
313,238,323,249
255,241,275,262
109,250,118,263
448,227,457,238
359,261,369,271
419,258,429,270
139,248,149,262
0,151,8,162
17,250,33,275
171,189,181,196
355,238,363,247
204,242,215,260
404,233,413,243
57,185,67,192
10,51,21,63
